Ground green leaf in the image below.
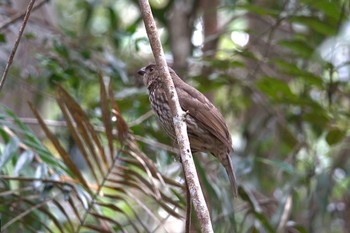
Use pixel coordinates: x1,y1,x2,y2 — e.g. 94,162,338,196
256,158,295,174
256,76,296,102
107,6,119,30
33,163,48,189
278,123,298,149
80,49,91,59
210,59,245,69
273,59,323,87
126,20,138,34
14,150,34,176
194,156,219,201
0,33,6,43
293,225,309,233
238,4,280,16
290,16,337,36
54,40,70,58
24,33,36,40
0,137,19,170
303,110,329,127
0,127,10,143
2,106,71,175
301,0,340,21
81,1,94,31
326,128,346,145
278,39,314,58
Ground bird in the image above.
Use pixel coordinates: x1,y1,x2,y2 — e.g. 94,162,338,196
138,64,238,197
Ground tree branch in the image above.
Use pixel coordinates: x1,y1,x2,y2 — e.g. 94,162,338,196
138,1,213,232
0,0,49,31
0,0,37,92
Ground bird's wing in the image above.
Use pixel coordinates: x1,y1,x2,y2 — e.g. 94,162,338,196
173,75,232,149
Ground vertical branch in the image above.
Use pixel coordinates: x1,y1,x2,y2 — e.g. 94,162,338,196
0,0,37,92
201,0,219,55
138,1,213,232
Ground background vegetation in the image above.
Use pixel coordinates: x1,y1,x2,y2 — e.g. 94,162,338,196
0,0,349,232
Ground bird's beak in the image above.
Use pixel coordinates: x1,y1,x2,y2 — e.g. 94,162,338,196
138,67,146,76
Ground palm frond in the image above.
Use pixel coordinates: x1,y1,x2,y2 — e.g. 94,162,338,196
0,79,185,232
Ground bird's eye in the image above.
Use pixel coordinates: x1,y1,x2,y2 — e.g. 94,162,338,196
149,67,154,72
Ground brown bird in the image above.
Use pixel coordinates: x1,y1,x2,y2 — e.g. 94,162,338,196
138,64,238,197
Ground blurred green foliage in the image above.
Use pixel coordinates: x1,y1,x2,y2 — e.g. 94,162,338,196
0,0,350,232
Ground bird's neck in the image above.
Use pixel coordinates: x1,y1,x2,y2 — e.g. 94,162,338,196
147,77,164,90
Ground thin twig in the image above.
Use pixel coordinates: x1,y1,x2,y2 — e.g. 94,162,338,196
277,195,293,233
0,0,37,92
133,135,178,153
129,110,154,127
138,1,213,232
185,177,192,233
4,117,68,127
0,0,49,31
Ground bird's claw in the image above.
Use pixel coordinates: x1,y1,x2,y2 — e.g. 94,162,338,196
182,110,190,120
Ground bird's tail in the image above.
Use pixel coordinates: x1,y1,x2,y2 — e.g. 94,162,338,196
221,152,238,197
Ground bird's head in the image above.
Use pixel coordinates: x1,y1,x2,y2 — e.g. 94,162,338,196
138,64,159,87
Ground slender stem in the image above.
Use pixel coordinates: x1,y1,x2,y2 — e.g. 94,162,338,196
185,175,192,233
0,0,48,31
138,1,213,232
0,0,37,92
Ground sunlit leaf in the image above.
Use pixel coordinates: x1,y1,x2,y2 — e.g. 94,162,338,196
326,128,346,145
301,0,340,21
0,137,19,170
33,163,48,189
290,16,337,36
14,150,34,176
